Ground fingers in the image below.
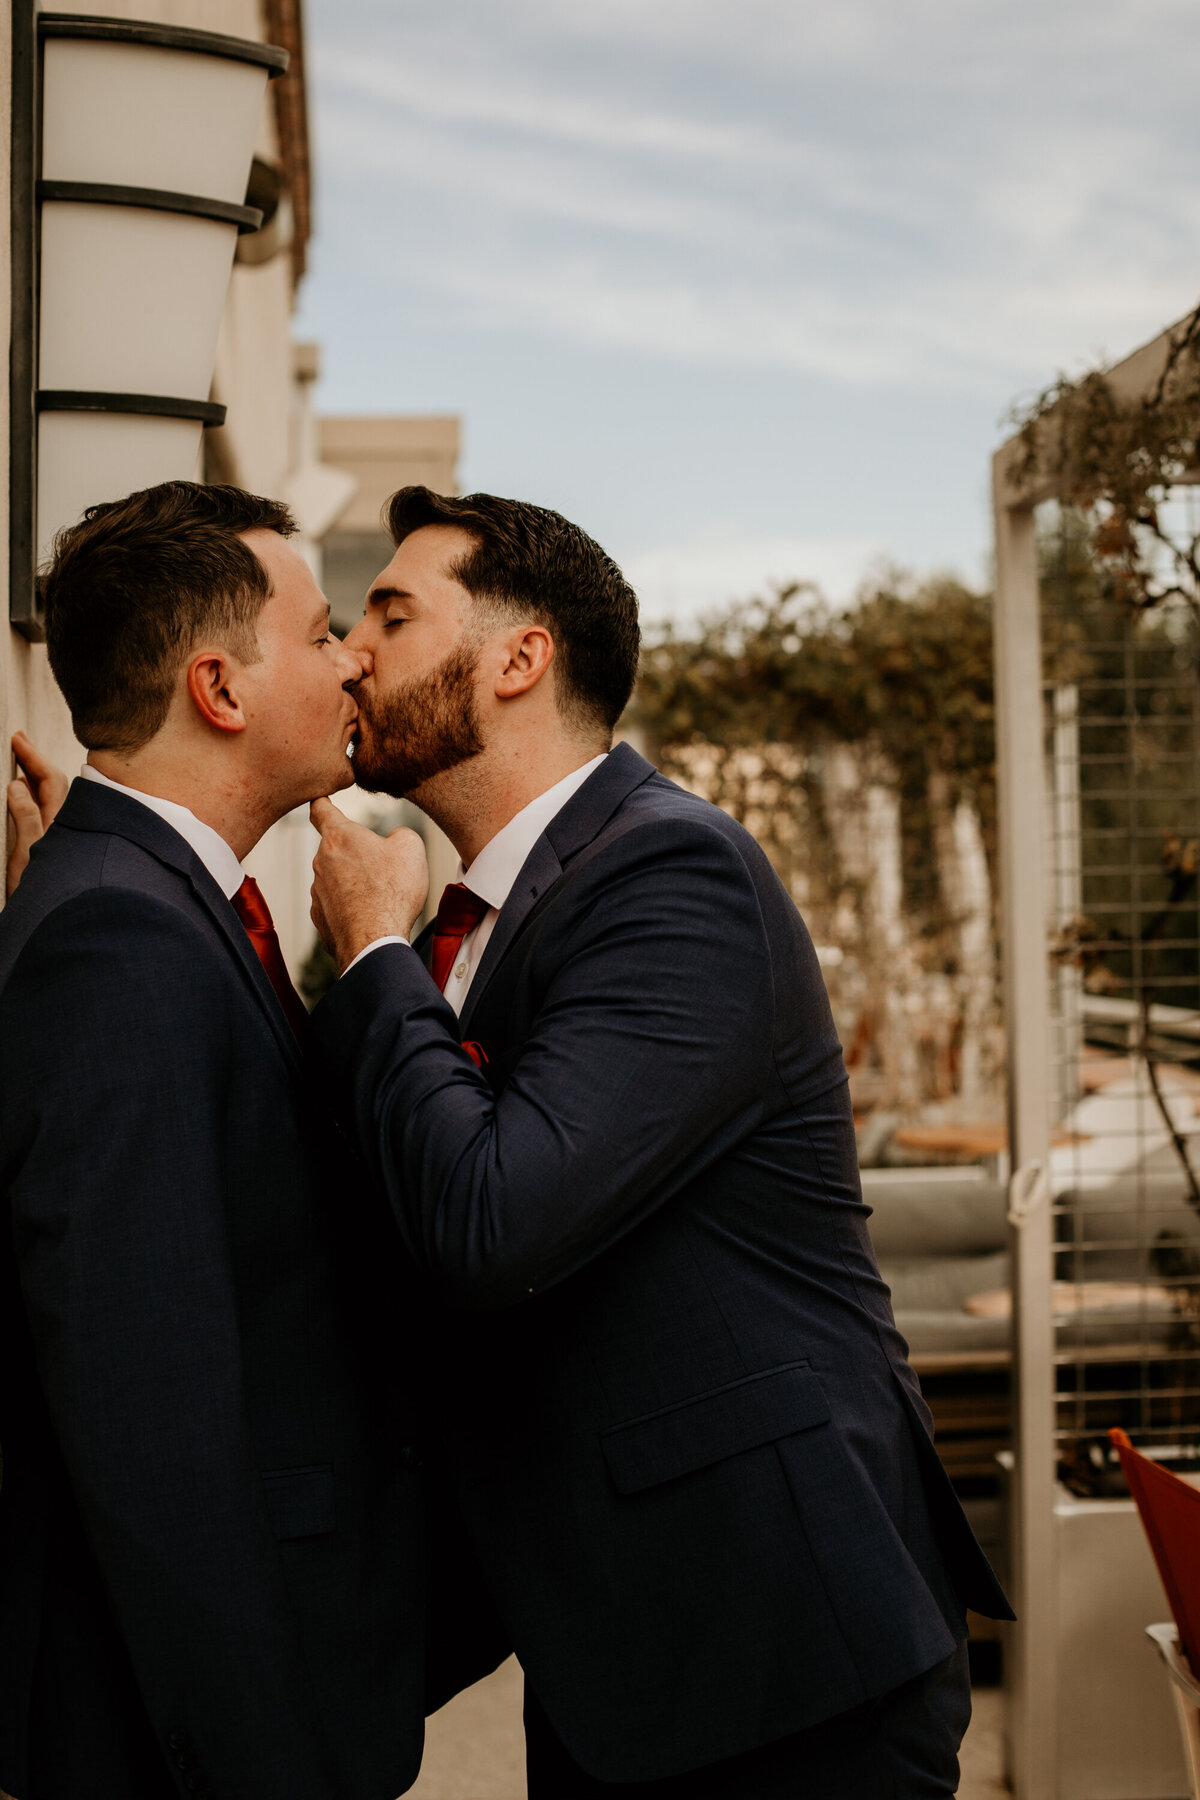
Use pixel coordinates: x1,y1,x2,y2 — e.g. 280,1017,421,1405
8,778,39,831
309,796,339,833
309,887,333,953
12,731,69,823
12,729,52,779
6,777,43,897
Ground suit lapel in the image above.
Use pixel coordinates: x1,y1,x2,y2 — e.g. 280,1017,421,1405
456,743,657,1037
55,781,304,1077
192,866,305,1077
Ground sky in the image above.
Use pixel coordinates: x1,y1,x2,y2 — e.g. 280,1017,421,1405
296,0,1200,629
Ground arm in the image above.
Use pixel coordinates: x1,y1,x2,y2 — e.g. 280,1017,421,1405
313,819,774,1309
0,892,337,1799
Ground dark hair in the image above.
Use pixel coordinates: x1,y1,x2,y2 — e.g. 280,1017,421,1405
384,487,641,734
42,481,297,752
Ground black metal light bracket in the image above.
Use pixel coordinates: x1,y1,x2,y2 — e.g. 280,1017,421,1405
37,392,227,425
38,14,289,76
39,182,264,234
10,1,39,637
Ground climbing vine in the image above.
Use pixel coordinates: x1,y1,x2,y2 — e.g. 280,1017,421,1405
1013,302,1200,619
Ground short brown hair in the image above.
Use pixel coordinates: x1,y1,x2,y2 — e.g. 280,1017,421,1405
385,487,641,734
42,481,297,752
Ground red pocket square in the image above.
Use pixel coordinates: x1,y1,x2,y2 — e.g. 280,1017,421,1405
461,1040,488,1068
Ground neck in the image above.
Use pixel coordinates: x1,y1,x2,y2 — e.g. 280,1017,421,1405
410,736,606,867
88,747,280,863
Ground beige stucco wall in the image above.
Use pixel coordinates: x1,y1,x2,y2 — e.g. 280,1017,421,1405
209,255,295,498
1,0,88,822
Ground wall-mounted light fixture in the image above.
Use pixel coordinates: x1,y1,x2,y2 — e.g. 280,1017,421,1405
10,11,287,638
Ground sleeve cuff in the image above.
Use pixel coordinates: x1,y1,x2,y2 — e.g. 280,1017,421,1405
341,934,410,979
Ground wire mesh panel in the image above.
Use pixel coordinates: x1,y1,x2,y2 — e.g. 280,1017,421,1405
1040,502,1200,1485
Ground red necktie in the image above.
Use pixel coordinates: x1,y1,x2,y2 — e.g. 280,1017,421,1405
430,883,490,993
231,876,308,1044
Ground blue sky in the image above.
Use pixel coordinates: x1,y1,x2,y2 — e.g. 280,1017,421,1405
296,0,1200,626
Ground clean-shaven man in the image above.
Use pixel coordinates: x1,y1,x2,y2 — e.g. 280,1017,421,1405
0,484,430,1800
308,486,1012,1799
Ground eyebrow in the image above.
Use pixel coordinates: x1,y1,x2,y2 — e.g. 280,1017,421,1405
365,585,415,609
311,601,331,630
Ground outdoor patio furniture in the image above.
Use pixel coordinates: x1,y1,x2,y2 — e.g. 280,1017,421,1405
1145,1624,1200,1800
1110,1428,1200,1798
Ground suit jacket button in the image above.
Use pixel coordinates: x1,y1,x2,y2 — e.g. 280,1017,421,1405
166,1729,188,1751
399,1443,422,1469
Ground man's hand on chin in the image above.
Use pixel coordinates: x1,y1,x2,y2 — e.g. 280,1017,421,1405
310,796,429,974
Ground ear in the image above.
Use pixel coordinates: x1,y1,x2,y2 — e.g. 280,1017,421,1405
185,649,248,735
494,624,555,700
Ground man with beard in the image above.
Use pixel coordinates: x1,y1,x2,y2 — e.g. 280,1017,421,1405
307,486,1011,1799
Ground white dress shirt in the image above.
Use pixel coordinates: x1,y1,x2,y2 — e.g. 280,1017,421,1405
346,753,607,1014
80,764,245,900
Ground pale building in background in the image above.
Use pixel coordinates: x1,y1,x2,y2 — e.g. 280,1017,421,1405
319,414,460,634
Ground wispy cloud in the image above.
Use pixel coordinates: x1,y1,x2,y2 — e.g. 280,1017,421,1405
627,531,890,630
308,0,1200,395
300,0,1200,590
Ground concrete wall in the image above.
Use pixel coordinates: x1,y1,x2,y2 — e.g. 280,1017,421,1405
0,0,83,801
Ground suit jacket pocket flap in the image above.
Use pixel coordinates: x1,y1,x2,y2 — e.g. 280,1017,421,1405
600,1362,830,1495
261,1463,335,1540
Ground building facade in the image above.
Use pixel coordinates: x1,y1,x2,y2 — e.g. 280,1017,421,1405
3,0,346,971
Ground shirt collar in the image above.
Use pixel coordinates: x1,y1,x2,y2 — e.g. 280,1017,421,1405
81,764,246,901
462,753,607,912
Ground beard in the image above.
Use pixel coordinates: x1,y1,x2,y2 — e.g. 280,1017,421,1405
351,640,486,799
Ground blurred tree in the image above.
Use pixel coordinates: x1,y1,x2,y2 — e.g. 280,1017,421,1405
635,574,998,1117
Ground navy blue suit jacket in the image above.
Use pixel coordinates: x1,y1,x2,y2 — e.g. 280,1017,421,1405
313,744,1012,1784
0,780,427,1800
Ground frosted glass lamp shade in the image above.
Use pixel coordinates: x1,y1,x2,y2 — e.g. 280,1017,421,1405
16,17,287,631
36,411,204,566
41,38,270,203
39,202,239,397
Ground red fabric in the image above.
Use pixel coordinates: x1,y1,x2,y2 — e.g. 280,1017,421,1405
1110,1427,1200,1667
429,883,489,993
231,876,308,1044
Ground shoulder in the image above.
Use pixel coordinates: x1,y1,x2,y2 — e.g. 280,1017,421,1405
538,777,777,963
3,819,194,928
575,769,774,886
2,880,228,1007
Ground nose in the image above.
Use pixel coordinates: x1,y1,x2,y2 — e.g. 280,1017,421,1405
335,637,371,686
